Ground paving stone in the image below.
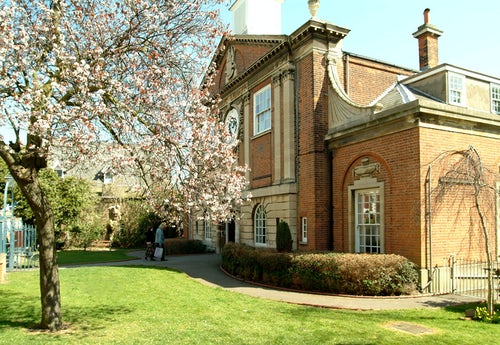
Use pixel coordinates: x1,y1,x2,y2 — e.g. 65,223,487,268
385,321,435,335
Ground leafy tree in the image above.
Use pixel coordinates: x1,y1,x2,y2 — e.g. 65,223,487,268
15,169,97,229
0,0,245,331
14,168,101,248
112,200,162,248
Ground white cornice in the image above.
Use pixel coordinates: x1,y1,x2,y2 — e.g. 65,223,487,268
402,64,500,85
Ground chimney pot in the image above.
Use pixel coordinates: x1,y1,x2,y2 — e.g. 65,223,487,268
423,8,430,24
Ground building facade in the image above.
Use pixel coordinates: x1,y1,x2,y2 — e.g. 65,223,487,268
189,2,500,290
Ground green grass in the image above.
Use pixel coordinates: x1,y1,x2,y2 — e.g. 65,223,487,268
0,265,496,344
57,249,136,265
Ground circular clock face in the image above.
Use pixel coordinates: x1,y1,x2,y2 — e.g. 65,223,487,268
225,109,239,139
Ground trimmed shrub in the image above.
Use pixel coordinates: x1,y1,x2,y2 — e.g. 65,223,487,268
291,253,418,295
289,253,340,292
221,243,419,296
276,220,293,252
164,238,207,255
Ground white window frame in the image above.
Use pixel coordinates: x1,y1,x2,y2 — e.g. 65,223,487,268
204,221,212,240
354,188,382,254
301,217,308,243
254,204,267,245
491,83,500,115
103,172,113,184
448,72,466,106
253,85,271,135
348,178,385,254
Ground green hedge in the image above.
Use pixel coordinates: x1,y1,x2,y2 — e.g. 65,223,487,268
221,243,419,296
164,238,208,255
276,220,293,252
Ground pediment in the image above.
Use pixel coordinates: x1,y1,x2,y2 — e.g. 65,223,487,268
210,36,286,92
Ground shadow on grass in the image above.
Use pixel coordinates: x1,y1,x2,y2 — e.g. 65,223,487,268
416,298,484,309
0,290,40,329
63,305,134,332
0,288,133,334
444,301,498,315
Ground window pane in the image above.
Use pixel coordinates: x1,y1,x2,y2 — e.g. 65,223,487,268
450,90,461,104
449,73,465,105
254,86,271,134
204,221,212,239
492,85,500,114
302,217,308,242
355,189,381,253
254,205,267,244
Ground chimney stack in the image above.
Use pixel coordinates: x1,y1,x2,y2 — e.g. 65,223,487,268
412,8,443,71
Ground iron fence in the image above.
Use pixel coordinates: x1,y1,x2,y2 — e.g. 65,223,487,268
447,256,499,302
1,221,38,271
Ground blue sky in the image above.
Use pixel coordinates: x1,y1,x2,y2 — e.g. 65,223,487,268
220,0,500,77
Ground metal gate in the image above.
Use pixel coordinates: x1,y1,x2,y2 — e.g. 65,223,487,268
427,256,500,302
0,219,38,271
448,256,499,302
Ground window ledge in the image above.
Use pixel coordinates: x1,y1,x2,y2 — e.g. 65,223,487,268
251,129,271,140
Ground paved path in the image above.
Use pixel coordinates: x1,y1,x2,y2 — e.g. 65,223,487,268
80,251,482,310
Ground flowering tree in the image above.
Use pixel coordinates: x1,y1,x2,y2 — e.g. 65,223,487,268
0,0,247,331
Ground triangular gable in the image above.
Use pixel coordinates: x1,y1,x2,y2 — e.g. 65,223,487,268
207,35,286,94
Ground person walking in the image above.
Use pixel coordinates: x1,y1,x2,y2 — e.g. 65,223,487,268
144,227,155,260
154,223,166,261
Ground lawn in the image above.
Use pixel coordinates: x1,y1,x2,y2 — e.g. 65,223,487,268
0,261,496,344
57,249,136,266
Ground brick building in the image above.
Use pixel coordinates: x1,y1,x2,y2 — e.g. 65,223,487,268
190,1,500,291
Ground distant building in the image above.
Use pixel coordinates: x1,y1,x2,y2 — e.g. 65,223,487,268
51,146,142,201
190,1,500,292
50,144,145,237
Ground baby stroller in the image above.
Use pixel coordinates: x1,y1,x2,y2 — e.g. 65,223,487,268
145,242,155,260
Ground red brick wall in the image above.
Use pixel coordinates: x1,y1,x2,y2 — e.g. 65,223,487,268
297,52,332,251
332,128,423,265
249,79,274,189
333,125,499,267
417,34,439,70
250,133,273,188
336,55,414,106
419,128,499,263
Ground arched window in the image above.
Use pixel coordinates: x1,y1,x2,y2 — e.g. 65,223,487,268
254,204,267,245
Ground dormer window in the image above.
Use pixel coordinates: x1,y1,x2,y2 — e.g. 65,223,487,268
448,72,466,106
491,84,500,115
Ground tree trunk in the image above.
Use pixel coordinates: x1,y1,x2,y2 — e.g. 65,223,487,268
474,188,495,316
16,171,62,331
38,213,61,331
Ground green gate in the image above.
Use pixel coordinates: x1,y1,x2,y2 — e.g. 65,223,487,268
0,220,38,271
